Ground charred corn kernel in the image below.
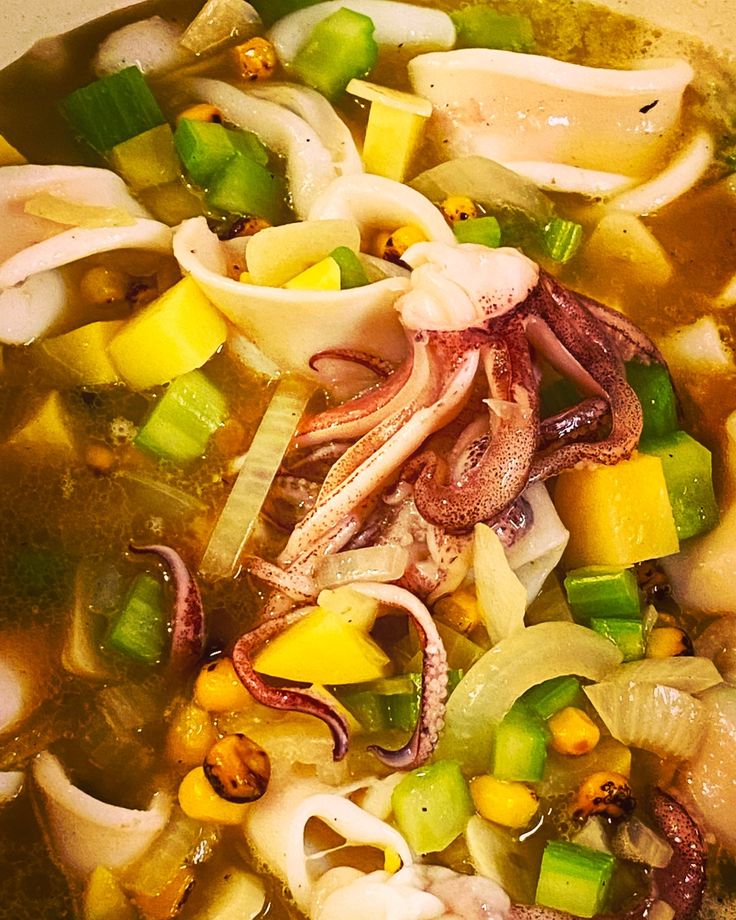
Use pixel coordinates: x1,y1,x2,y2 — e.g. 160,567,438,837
228,215,271,238
132,866,195,920
548,707,601,756
194,657,252,712
80,266,128,305
470,775,539,828
166,702,217,768
176,103,223,124
573,771,635,821
441,196,479,225
646,626,694,658
383,847,402,874
84,442,117,474
203,733,270,802
178,766,250,824
375,225,427,263
234,37,278,81
434,585,481,634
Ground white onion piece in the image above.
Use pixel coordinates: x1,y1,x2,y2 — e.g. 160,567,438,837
0,771,24,805
226,329,280,380
0,269,67,345
658,315,735,374
247,83,363,177
245,219,361,286
180,0,261,54
473,523,527,645
314,545,409,589
438,622,622,774
94,16,190,76
182,77,339,218
504,483,569,604
173,217,407,378
584,680,705,760
573,816,612,854
612,817,673,868
269,1,455,66
583,211,674,287
308,173,456,245
499,161,635,197
191,867,266,920
409,51,693,179
465,815,537,904
714,271,736,309
32,751,170,877
606,657,723,694
694,617,736,685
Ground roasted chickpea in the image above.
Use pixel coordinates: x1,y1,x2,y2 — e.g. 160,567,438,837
573,771,636,820
203,733,270,803
441,195,479,225
234,37,278,81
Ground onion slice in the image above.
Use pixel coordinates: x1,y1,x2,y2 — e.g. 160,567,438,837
438,622,622,774
473,522,527,644
314,545,409,589
605,657,723,694
200,377,313,580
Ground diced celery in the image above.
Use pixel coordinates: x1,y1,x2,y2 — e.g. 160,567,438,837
589,618,645,662
391,760,474,855
227,129,270,167
543,218,583,263
206,153,285,223
522,676,582,720
624,361,678,440
106,573,168,665
639,430,719,540
175,119,237,186
453,216,502,247
60,66,166,153
329,246,370,289
563,567,641,621
109,124,181,191
491,702,550,782
291,8,378,101
451,6,534,51
135,369,228,463
536,840,616,918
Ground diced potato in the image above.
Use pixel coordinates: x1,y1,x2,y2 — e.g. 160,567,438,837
245,220,361,287
283,256,341,291
584,212,673,286
658,316,735,375
554,453,679,568
108,276,227,390
253,606,391,684
38,320,124,386
5,391,76,458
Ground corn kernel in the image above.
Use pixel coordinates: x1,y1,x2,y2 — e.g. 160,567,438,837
234,37,278,81
374,225,427,263
166,702,217,768
79,266,128,305
178,767,250,825
194,657,252,712
434,585,481,634
441,196,479,225
383,847,402,874
176,103,223,124
573,771,635,820
470,775,539,828
646,626,693,658
548,706,601,757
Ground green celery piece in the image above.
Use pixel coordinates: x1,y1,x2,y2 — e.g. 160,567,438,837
206,153,285,223
563,566,641,621
106,573,167,665
543,217,583,263
61,66,166,154
589,618,645,662
109,124,181,192
625,360,678,440
227,129,270,167
522,676,582,720
453,216,502,247
640,430,719,540
491,701,550,782
292,8,378,101
451,6,534,51
536,840,616,918
391,760,474,855
174,119,237,187
539,377,581,418
329,246,370,289
250,0,323,27
135,369,228,463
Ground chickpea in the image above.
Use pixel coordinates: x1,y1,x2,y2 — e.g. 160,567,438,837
203,734,270,803
573,771,636,821
234,37,278,82
374,225,427,264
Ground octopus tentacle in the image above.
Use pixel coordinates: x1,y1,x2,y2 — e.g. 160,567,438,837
243,556,316,600
579,295,666,366
309,348,395,379
232,609,350,761
539,396,610,448
350,582,449,769
413,321,538,531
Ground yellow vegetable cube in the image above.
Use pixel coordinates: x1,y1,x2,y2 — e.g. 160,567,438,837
0,134,27,166
283,256,341,291
178,767,250,825
108,276,227,390
194,657,252,712
253,606,391,684
470,775,539,828
108,124,181,192
549,707,601,756
434,584,481,634
5,391,76,459
39,320,124,386
554,453,679,568
166,702,217,768
83,866,136,920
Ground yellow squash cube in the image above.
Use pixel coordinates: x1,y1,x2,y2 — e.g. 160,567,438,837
554,453,679,568
5,391,76,458
283,256,341,291
39,320,124,386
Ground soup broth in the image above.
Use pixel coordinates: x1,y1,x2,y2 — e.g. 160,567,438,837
0,0,735,918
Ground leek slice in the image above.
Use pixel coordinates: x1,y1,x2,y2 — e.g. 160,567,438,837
437,622,622,774
200,377,312,579
584,680,704,760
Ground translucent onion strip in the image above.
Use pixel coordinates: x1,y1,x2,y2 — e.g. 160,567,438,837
584,680,705,760
437,622,623,774
606,656,723,694
199,377,313,580
313,545,410,589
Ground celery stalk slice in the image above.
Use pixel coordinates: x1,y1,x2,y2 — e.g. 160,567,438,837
199,377,313,580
